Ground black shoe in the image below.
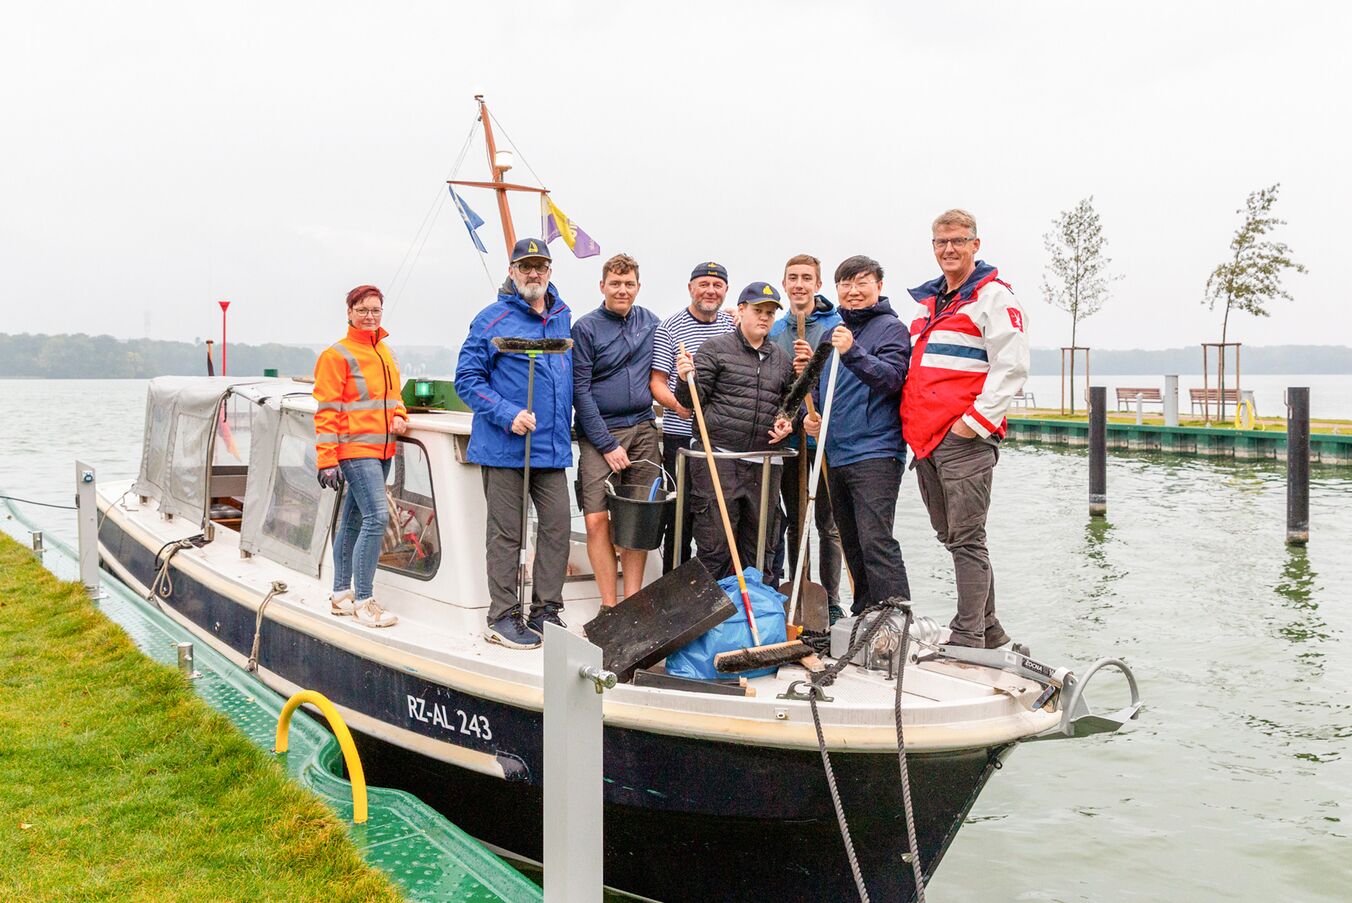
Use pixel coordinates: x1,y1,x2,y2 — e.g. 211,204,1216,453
828,604,846,626
485,607,542,650
528,603,567,635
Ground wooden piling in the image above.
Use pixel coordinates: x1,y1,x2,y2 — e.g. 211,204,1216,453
1286,387,1309,545
1089,386,1107,517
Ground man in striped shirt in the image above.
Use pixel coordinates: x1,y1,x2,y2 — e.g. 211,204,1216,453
649,261,735,572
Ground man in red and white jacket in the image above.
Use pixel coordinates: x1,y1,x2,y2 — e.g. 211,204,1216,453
900,209,1029,649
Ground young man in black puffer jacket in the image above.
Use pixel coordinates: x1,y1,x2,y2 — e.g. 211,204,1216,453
675,282,796,582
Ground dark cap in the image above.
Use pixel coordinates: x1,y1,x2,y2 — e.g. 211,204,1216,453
510,238,552,264
737,281,783,308
689,261,729,284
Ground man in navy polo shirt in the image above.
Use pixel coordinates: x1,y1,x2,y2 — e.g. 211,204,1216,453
650,261,735,572
572,253,661,608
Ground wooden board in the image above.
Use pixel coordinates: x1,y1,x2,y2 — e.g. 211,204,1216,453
582,558,734,682
632,669,754,697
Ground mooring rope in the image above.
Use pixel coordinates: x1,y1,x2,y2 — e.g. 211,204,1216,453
147,536,204,604
247,581,288,673
807,598,926,902
0,494,76,510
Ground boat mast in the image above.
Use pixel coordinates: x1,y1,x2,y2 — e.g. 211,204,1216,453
447,96,549,257
477,95,516,254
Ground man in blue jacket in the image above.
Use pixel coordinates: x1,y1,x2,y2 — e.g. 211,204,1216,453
805,255,912,614
768,253,844,617
455,238,573,650
572,253,661,608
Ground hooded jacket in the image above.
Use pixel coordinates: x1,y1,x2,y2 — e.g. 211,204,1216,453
813,297,910,468
769,293,842,355
455,283,573,469
900,261,1029,460
313,324,407,469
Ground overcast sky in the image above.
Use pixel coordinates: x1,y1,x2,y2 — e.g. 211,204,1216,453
4,2,1348,356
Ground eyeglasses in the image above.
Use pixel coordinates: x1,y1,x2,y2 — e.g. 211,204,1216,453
932,237,976,249
514,262,551,275
351,307,383,318
836,278,878,291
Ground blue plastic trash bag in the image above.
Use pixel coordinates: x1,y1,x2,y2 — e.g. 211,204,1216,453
666,567,788,680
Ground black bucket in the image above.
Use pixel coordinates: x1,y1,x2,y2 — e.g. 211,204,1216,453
607,483,674,551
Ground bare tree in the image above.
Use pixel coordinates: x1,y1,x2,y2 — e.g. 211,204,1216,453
1204,184,1306,420
1042,196,1121,414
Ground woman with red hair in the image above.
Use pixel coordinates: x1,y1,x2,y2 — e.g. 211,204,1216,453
313,284,408,628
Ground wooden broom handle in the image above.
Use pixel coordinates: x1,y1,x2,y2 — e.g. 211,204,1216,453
679,342,759,646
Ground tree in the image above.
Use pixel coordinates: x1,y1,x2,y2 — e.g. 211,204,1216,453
1204,183,1306,420
1042,196,1121,413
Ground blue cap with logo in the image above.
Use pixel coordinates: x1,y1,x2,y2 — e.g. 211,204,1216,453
511,237,552,264
737,281,784,308
689,261,729,284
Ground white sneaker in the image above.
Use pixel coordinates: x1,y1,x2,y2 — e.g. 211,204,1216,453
330,589,357,616
353,597,398,628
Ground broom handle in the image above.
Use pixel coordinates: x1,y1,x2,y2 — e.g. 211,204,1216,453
794,313,811,590
517,353,537,613
679,342,760,646
788,350,839,626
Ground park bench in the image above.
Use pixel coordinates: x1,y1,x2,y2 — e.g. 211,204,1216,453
1189,387,1239,415
1011,390,1036,409
1115,387,1163,411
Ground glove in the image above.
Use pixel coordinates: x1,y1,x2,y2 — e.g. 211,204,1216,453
317,466,344,490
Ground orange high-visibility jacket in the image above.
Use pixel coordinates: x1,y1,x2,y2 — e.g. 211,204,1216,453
313,325,408,469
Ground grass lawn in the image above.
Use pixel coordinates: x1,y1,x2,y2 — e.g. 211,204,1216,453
0,533,403,902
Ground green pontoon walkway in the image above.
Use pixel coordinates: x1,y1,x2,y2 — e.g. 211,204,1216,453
0,499,542,903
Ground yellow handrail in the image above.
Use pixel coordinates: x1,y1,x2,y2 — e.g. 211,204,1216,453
274,689,368,824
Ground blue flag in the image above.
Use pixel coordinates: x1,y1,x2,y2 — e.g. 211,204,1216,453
448,186,487,254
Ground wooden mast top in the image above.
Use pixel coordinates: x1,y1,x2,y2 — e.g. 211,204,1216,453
446,95,550,258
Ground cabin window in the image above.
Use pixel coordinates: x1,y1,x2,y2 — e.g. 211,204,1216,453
167,411,211,511
262,432,323,553
378,439,440,580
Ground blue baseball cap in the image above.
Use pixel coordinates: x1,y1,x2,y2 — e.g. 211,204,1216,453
689,261,729,284
510,238,552,264
737,281,784,308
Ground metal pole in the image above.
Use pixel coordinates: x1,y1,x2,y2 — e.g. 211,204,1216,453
755,456,771,573
1089,387,1107,517
1164,375,1179,427
1135,393,1144,426
543,623,611,902
672,451,686,569
218,300,231,376
75,460,100,594
1286,387,1309,545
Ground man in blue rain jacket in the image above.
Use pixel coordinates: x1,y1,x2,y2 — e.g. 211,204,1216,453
455,238,573,650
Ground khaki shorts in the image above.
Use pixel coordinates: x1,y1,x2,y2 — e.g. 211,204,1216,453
575,420,663,514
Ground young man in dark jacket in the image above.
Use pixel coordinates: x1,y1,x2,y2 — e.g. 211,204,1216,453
805,255,912,613
674,282,795,582
455,238,573,650
768,253,844,614
571,253,660,608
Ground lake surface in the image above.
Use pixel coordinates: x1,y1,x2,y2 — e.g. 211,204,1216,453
2,379,1348,902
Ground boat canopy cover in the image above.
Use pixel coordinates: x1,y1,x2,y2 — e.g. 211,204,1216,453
133,377,273,523
239,390,335,576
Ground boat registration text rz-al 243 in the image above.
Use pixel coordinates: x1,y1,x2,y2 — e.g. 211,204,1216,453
407,695,494,741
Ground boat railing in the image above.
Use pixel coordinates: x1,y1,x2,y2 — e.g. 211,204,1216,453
672,446,798,576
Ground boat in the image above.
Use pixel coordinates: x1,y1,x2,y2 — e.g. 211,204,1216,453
94,99,1141,902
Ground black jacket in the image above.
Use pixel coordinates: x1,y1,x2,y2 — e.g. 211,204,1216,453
676,328,795,453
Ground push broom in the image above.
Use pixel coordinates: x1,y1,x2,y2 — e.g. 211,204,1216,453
490,336,574,616
677,342,812,674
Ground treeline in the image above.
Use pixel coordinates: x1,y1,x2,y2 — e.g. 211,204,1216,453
0,333,463,379
0,334,318,378
1029,345,1352,375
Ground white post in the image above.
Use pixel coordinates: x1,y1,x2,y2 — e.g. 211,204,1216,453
1164,375,1179,427
1134,393,1144,425
75,460,100,595
543,622,612,901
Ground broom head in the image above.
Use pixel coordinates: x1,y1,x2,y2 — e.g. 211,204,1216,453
714,639,814,674
778,341,833,419
491,337,574,354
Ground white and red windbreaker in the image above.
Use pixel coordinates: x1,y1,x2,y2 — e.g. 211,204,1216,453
900,262,1030,460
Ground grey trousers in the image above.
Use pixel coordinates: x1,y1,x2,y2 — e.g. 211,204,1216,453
913,432,1008,648
481,466,571,623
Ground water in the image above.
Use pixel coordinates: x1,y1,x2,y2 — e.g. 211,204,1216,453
3,379,1349,902
1021,372,1352,421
